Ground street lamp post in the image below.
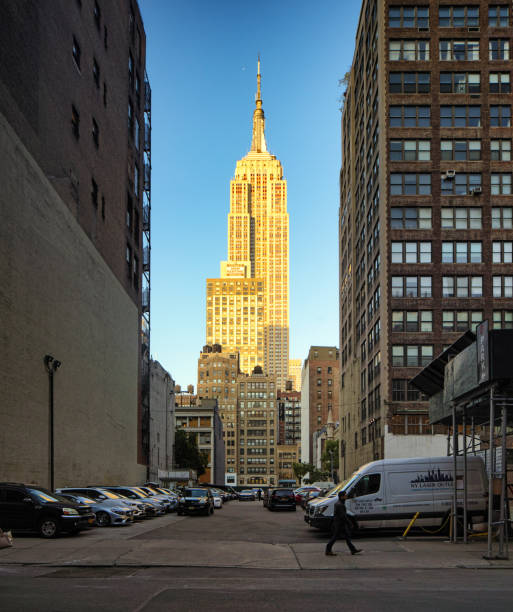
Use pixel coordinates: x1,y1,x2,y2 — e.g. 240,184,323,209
328,449,334,482
44,355,61,490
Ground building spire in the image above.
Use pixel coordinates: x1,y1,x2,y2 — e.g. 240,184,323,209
250,56,267,153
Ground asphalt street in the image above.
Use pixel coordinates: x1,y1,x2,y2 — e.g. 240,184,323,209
1,499,512,611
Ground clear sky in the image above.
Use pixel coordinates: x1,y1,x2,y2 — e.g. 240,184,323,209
139,0,361,389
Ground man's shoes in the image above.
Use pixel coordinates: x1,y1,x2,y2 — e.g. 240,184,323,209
325,551,337,556
351,549,362,555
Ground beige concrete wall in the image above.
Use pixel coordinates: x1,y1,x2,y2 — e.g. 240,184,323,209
0,112,146,487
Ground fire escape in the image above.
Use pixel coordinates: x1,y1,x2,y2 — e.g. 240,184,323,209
141,72,152,468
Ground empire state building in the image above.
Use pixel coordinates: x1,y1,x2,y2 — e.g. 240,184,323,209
206,60,289,389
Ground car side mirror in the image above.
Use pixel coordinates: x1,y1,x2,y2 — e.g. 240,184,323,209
23,497,33,503
99,495,107,500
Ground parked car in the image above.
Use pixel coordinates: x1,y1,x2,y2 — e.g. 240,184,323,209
238,489,256,501
177,488,214,516
301,489,322,509
0,483,95,538
209,488,224,508
294,486,320,505
264,488,296,511
58,488,135,526
102,486,166,516
137,486,176,512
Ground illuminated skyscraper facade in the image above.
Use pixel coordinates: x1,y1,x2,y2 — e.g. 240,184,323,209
207,60,290,389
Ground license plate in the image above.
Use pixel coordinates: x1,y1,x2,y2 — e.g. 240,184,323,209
188,506,196,510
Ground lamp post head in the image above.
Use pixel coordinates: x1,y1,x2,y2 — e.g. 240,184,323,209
44,355,61,373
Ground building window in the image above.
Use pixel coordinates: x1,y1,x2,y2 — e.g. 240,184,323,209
389,6,429,28
490,73,511,94
392,311,433,332
440,105,480,128
391,276,432,298
391,242,431,264
493,276,513,298
491,174,512,195
389,106,430,127
443,311,483,332
439,6,479,27
490,106,511,127
91,178,98,207
492,242,513,264
389,72,430,94
441,173,481,196
441,242,482,263
489,5,509,27
493,311,513,330
492,207,513,229
489,39,510,60
440,72,480,94
440,140,481,161
92,118,99,148
390,174,431,195
439,40,479,61
389,40,429,61
441,208,482,229
71,105,80,139
392,345,433,367
392,379,428,401
442,276,483,298
72,36,81,70
390,208,432,230
491,140,511,161
390,140,430,161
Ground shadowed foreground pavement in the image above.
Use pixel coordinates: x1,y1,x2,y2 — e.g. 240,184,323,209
1,500,511,610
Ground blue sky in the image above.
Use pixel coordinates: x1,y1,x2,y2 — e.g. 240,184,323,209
139,0,361,388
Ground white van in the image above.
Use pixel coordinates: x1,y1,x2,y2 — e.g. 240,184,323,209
305,456,488,532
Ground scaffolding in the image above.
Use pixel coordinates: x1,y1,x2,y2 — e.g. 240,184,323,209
412,326,513,560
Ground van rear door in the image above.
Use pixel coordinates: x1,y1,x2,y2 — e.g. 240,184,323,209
346,471,384,529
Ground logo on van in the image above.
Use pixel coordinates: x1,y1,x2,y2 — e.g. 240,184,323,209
410,468,453,489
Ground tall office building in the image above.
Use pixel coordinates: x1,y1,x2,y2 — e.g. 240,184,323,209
206,60,290,389
288,358,303,391
0,0,150,485
339,0,512,475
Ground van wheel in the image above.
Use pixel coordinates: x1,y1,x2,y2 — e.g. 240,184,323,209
39,517,60,538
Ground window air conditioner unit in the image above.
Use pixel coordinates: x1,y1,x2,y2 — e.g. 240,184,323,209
471,186,482,195
444,170,456,179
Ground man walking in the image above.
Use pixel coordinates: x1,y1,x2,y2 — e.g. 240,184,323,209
325,491,362,556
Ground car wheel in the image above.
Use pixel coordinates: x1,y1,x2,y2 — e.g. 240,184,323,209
39,517,60,538
95,511,111,527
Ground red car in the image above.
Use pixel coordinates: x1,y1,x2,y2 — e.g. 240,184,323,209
294,486,321,505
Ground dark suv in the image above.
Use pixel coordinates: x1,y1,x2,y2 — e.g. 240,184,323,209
264,488,296,511
177,487,214,516
0,483,95,537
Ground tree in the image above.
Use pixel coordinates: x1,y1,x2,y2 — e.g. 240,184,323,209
293,462,313,482
322,440,339,474
174,429,209,477
292,462,330,485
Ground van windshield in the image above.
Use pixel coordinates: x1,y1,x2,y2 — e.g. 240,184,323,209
325,473,361,497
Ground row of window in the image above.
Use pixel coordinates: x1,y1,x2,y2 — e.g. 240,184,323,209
391,275,512,298
391,310,513,332
390,72,510,94
390,139,511,161
390,105,511,128
392,241,513,264
389,39,510,61
390,172,512,196
391,207,513,230
389,5,509,29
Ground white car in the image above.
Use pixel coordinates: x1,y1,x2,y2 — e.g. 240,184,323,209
210,488,224,508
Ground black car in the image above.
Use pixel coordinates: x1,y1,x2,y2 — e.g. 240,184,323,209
0,483,95,538
177,487,214,516
264,488,296,511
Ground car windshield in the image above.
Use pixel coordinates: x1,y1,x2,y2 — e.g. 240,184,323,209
183,489,206,497
132,487,149,497
274,490,293,497
325,473,361,498
28,488,69,503
96,489,122,500
241,490,253,494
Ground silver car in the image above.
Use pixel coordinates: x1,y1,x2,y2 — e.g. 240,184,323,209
104,486,166,516
57,488,134,527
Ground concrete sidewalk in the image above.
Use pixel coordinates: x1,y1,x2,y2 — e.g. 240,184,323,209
0,520,511,571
